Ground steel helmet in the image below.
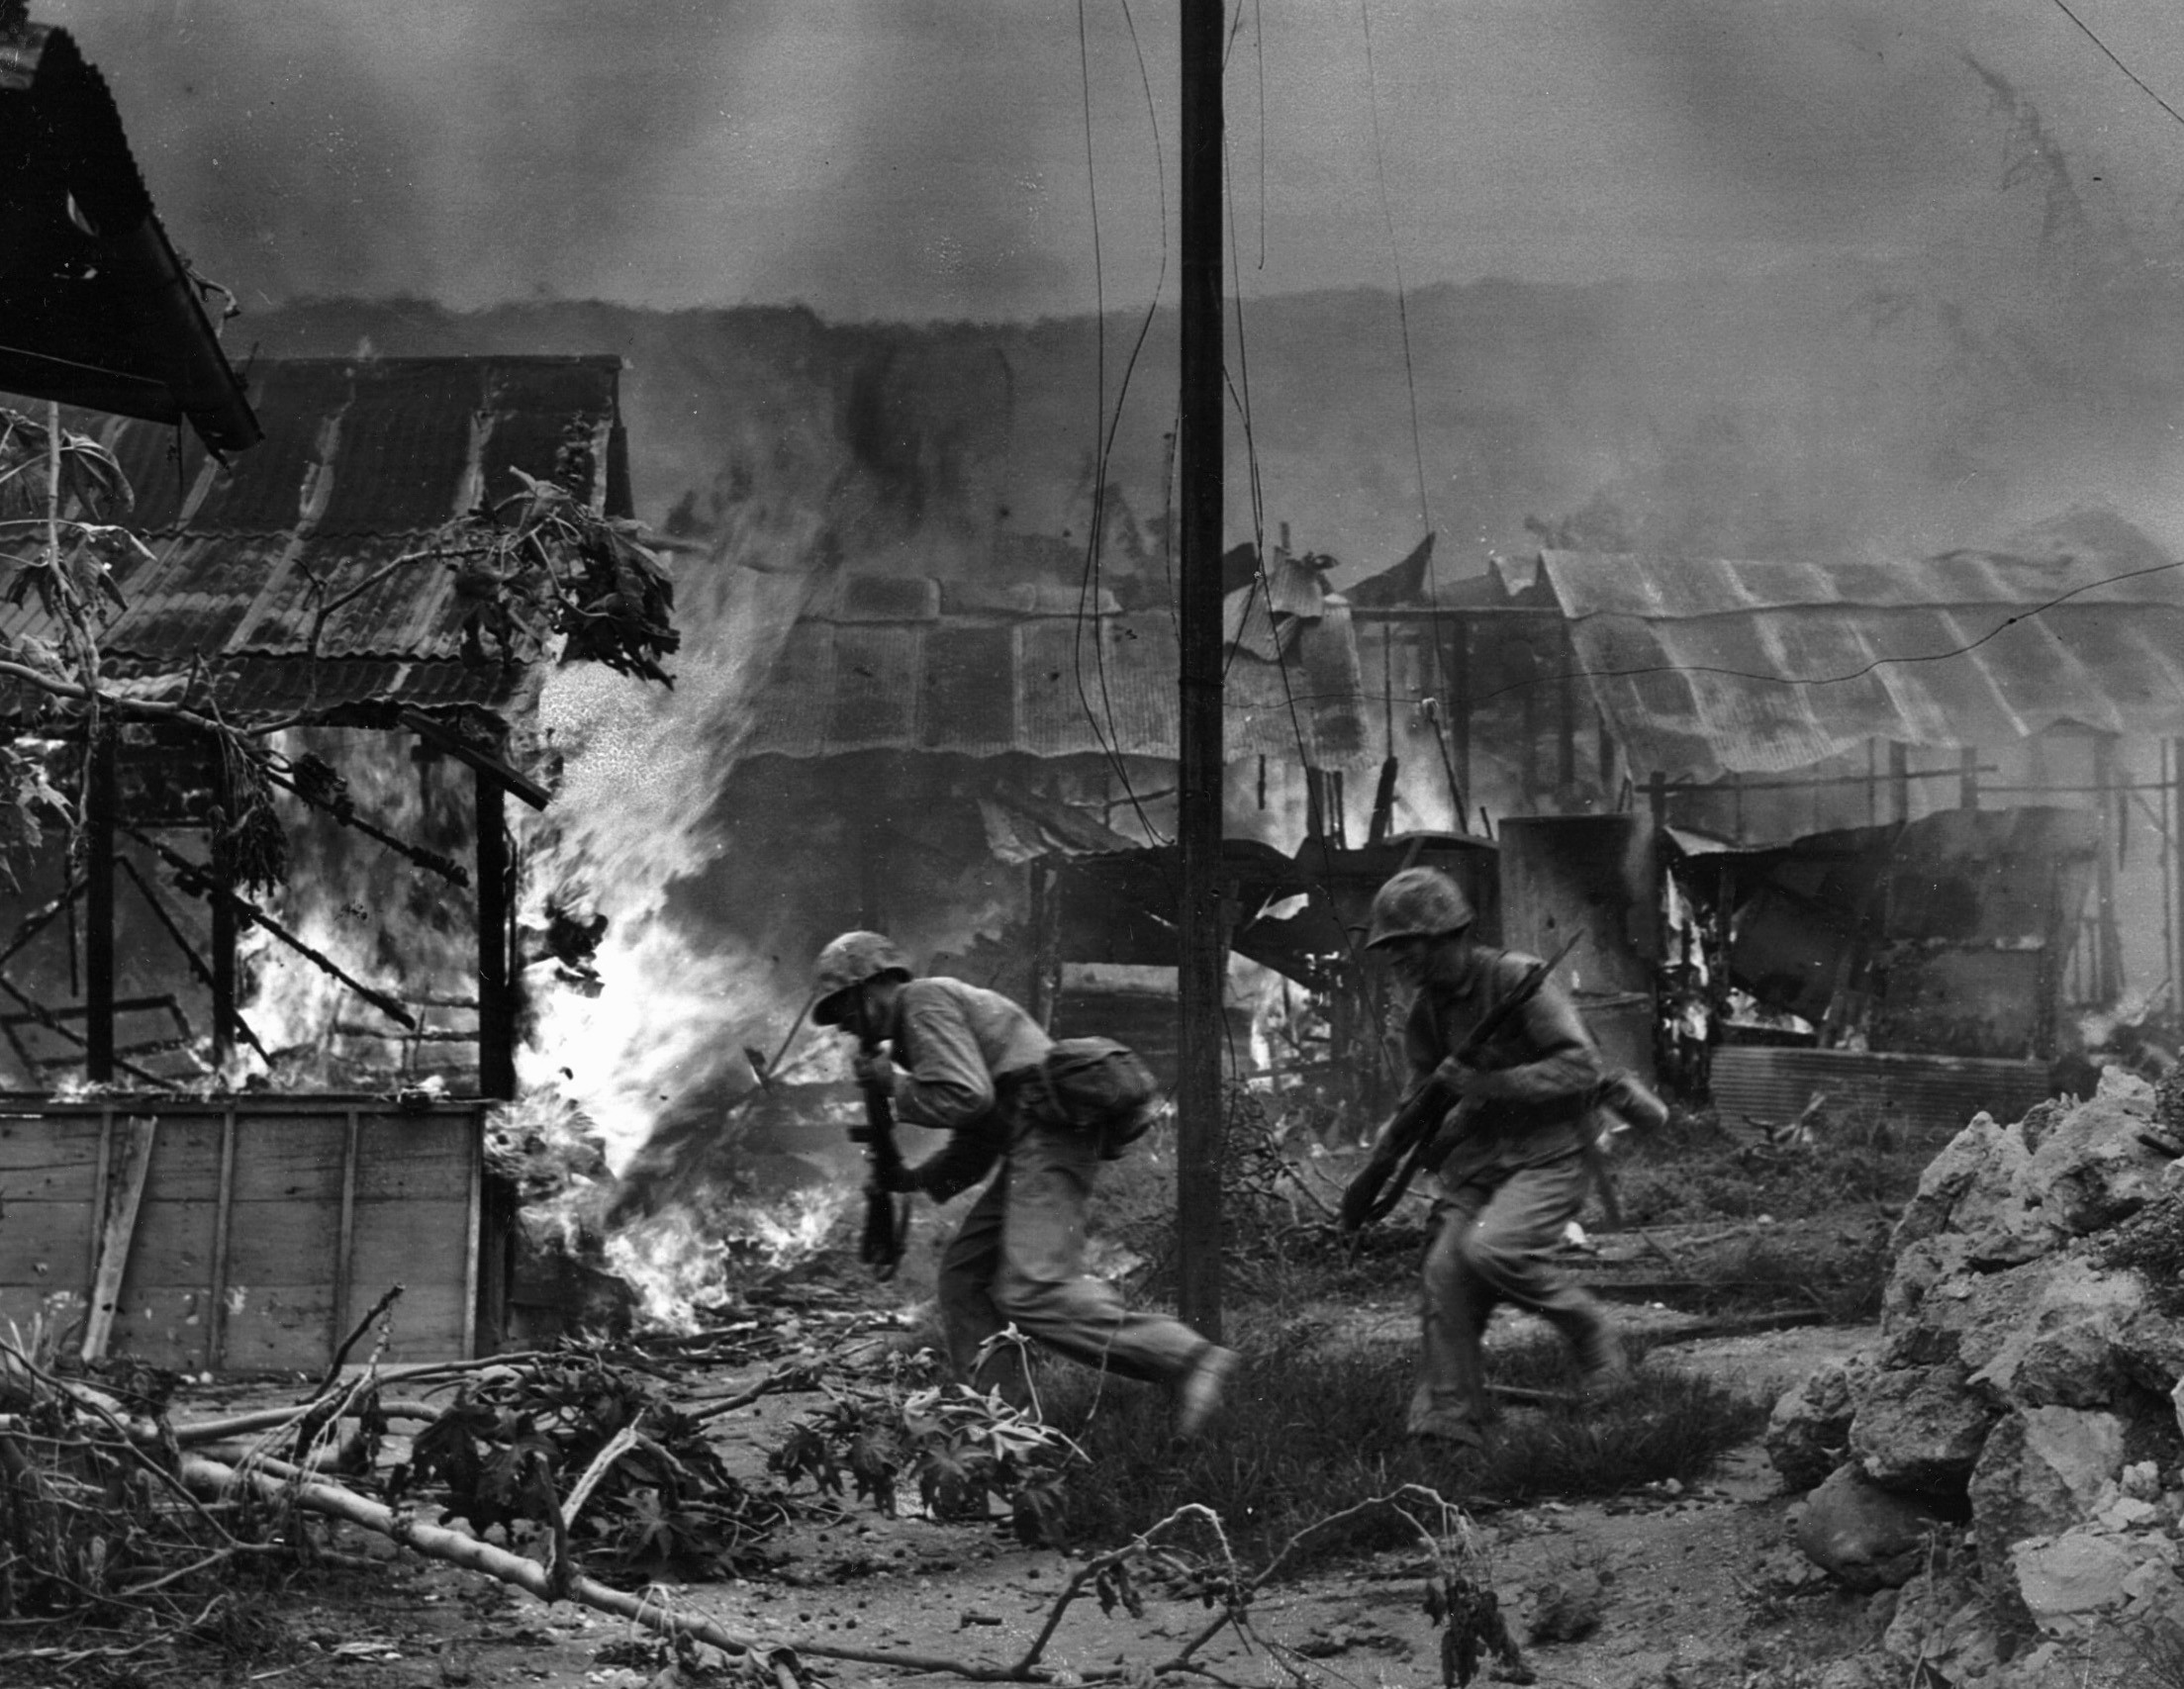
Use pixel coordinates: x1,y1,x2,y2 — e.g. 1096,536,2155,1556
810,931,913,1025
1365,867,1474,949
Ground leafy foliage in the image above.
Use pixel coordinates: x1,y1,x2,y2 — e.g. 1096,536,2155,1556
766,1361,1084,1545
393,1348,792,1582
1425,1565,1530,1687
452,469,679,685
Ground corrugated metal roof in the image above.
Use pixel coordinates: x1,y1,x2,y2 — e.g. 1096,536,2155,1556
1711,1046,2050,1145
1538,549,2184,779
740,575,1371,766
6,356,622,717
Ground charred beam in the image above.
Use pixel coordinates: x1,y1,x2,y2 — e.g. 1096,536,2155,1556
84,729,115,1080
112,853,271,1066
476,771,515,1100
121,825,418,1031
401,709,549,811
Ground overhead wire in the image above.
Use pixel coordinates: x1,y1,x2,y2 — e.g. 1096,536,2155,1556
1356,0,1458,826
1467,553,2184,710
1069,0,1171,844
2046,0,2184,131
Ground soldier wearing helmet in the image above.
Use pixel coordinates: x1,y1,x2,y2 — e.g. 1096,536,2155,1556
1359,868,1626,1450
809,931,1237,1437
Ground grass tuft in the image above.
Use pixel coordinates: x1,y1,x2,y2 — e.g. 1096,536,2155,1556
1041,1333,1766,1566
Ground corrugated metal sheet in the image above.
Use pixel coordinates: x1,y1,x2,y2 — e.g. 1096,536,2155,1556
8,356,623,717
1711,1045,2050,1145
739,585,1371,766
1538,549,2184,779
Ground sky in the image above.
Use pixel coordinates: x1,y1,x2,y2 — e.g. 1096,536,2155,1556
38,0,2184,324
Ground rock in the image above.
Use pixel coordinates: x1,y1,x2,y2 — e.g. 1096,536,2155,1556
1523,1567,1605,1643
1850,1363,1994,1491
1796,1463,1951,1590
2028,1091,2167,1236
1767,1351,1875,1493
1967,1407,2127,1640
1892,1112,2011,1251
1881,1564,1997,1684
1962,1256,2150,1408
2011,1528,2138,1622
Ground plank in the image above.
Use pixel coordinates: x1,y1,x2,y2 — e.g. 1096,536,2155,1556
133,1118,226,1203
220,1283,337,1372
352,1116,475,1201
227,1117,347,1204
0,1114,102,1175
105,1286,216,1369
223,1200,343,1285
205,1110,237,1369
0,1284,86,1345
120,1198,220,1287
0,1199,98,1277
81,1116,156,1361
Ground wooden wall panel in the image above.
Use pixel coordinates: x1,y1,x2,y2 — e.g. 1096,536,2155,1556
0,1102,489,1372
107,1286,214,1366
222,1284,336,1372
0,1201,96,1265
353,1118,472,1201
134,1119,226,1203
124,1197,219,1288
0,1115,101,1200
229,1119,346,1205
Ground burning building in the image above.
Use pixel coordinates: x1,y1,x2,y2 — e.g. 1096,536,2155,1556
1343,528,2184,1138
0,352,636,1369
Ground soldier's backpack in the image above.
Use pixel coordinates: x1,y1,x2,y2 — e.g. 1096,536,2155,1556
1030,1036,1161,1158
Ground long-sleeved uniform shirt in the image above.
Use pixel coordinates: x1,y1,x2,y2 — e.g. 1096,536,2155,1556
884,977,1053,1200
1400,943,1603,1176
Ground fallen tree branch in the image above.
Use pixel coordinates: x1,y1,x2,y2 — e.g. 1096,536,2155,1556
177,1457,1043,1680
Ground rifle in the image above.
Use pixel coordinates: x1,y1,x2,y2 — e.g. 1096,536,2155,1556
1340,932,1584,1232
848,1004,911,1280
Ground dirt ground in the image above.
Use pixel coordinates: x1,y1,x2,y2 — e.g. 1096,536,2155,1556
7,1282,1886,1689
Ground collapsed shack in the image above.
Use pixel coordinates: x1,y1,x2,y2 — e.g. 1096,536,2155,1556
1388,539,2184,1134
0,354,636,1372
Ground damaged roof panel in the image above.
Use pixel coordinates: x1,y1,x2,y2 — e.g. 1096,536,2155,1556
1542,550,2184,779
1,355,627,716
737,589,1371,766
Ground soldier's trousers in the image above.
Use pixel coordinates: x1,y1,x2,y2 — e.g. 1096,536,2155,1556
1409,1149,1615,1445
937,1117,1207,1410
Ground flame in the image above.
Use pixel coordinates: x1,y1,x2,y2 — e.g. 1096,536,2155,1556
601,1183,852,1334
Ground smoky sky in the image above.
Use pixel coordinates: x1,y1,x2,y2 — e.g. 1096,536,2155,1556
37,0,2184,321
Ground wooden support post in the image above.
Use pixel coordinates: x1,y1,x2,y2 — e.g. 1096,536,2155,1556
1176,0,1225,1341
1519,659,1540,812
205,1108,237,1370
81,1115,156,1362
2173,740,2184,1020
1450,616,1472,830
2094,735,2123,1003
1649,770,1668,833
332,1107,359,1362
475,771,515,1101
1557,634,1577,799
462,1111,482,1361
1889,741,1911,825
1028,861,1059,1029
211,738,237,1068
85,729,116,1081
1959,746,1980,811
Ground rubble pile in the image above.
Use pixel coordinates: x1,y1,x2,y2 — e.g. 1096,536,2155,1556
1769,1069,2184,1686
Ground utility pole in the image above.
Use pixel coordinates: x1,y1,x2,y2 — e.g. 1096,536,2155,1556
1176,0,1225,1339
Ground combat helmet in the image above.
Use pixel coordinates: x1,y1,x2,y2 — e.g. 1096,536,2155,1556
810,931,913,1025
1364,867,1474,949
